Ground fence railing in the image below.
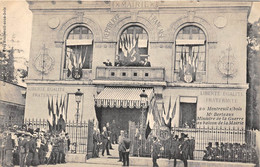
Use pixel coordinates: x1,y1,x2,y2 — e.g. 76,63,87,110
18,119,92,154
129,123,258,163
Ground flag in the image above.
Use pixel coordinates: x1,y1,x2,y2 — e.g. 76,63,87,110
48,96,51,116
166,96,171,120
164,97,177,129
47,96,53,127
145,98,155,139
145,122,152,139
56,95,59,125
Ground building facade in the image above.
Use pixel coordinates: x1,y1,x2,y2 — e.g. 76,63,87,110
0,80,26,127
25,0,251,132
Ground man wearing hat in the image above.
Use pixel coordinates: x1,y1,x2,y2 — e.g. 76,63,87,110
180,134,189,167
170,135,180,167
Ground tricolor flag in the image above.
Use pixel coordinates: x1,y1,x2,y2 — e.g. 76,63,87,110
145,97,155,139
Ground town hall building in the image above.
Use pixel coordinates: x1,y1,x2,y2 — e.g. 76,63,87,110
25,0,251,134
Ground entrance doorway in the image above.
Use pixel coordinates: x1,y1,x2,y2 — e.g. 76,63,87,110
98,107,144,132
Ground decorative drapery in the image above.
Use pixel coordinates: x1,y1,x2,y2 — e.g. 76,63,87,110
95,87,153,109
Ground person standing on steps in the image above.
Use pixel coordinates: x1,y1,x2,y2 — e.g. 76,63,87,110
101,126,111,156
122,131,131,166
118,130,125,162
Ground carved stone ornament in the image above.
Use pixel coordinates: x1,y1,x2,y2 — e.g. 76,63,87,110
33,46,55,74
48,17,60,29
156,125,171,141
72,67,83,80
214,16,227,28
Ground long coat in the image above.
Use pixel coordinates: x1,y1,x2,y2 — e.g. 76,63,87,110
152,141,161,159
180,140,190,160
171,139,180,158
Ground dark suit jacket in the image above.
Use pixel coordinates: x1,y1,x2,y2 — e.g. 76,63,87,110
122,138,131,152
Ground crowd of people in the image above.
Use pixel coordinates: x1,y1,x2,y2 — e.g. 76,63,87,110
203,142,259,164
0,122,70,167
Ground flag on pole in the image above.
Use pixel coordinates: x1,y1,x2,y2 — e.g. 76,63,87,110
145,97,155,139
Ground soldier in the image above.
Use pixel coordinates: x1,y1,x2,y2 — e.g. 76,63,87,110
121,132,131,166
152,137,161,167
101,126,111,156
170,135,180,167
180,134,190,167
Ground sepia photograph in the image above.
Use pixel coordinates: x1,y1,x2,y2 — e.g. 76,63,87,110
0,0,260,166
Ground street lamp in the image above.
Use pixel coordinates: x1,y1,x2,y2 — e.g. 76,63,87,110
75,89,83,153
139,89,148,156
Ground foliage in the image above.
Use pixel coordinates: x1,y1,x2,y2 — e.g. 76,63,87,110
247,19,260,129
0,48,16,83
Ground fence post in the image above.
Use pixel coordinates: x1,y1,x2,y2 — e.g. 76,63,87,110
86,120,93,159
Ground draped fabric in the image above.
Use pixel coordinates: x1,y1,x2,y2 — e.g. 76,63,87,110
95,87,153,109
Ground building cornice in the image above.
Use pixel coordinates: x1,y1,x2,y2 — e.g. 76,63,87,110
25,79,249,89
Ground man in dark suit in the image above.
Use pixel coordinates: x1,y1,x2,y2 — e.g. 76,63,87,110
106,122,113,149
101,126,111,156
188,137,195,160
152,137,161,167
180,134,190,167
122,132,131,166
170,135,180,167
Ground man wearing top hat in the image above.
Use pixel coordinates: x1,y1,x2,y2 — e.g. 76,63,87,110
180,134,190,167
170,135,180,167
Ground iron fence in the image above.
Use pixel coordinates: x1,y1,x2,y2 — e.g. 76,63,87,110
16,119,91,154
129,123,258,163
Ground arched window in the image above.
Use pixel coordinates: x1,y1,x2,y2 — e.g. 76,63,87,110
174,25,206,83
116,25,149,66
64,26,93,72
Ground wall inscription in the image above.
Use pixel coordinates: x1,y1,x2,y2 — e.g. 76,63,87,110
104,14,121,39
111,1,158,10
197,90,245,128
28,87,65,98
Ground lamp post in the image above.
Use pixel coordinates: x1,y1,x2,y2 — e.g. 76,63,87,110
139,89,148,156
75,89,83,153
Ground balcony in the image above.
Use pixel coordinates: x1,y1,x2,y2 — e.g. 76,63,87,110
95,66,165,82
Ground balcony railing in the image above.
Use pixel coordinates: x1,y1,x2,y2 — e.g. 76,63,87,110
96,66,165,81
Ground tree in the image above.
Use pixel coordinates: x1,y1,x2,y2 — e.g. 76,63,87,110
0,33,27,84
247,19,260,130
0,48,16,83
